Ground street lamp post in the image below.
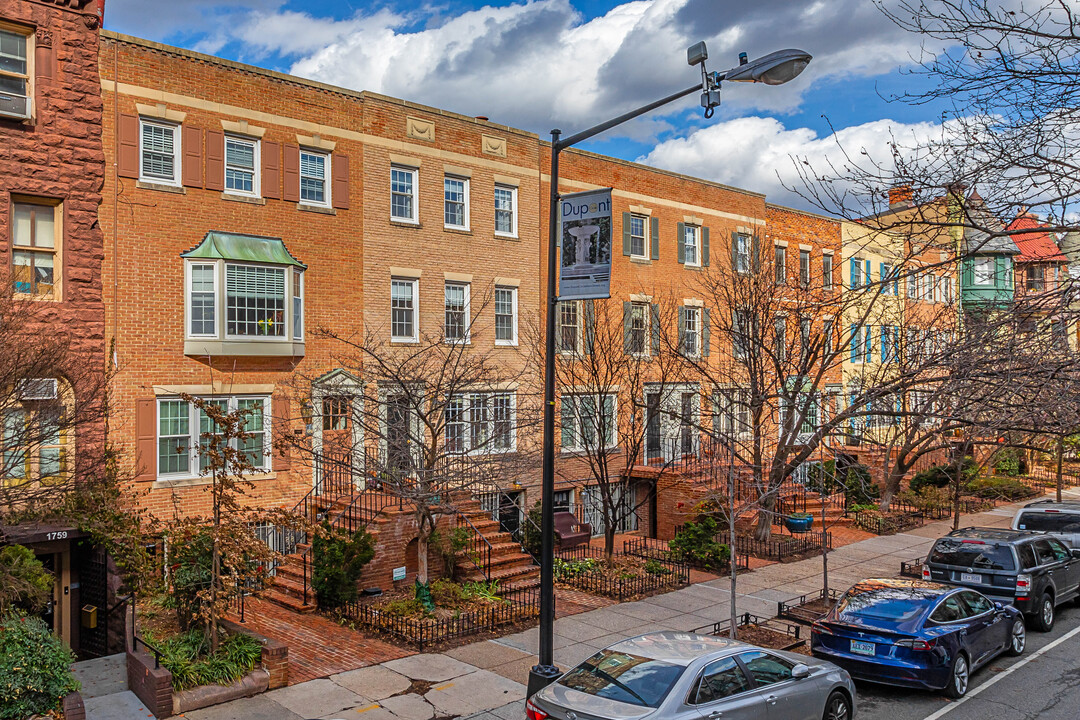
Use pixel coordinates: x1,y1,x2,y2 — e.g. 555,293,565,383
527,42,812,697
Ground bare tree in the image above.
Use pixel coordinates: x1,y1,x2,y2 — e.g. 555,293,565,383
288,290,541,587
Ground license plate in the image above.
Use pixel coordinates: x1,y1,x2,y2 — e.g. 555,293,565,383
961,573,982,583
850,640,875,656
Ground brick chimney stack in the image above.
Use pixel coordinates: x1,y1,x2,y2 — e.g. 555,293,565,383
888,185,913,210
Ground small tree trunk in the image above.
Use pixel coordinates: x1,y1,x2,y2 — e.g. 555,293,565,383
1056,436,1064,503
728,466,737,639
417,530,430,585
752,498,774,543
821,502,829,600
604,525,616,567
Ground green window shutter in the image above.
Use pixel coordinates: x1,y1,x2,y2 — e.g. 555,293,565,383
583,299,595,355
702,308,710,356
995,257,1006,287
962,258,974,287
730,231,738,270
602,394,616,446
752,235,761,271
651,303,661,355
560,396,575,449
702,226,710,267
650,217,660,260
623,301,633,353
677,222,686,264
879,262,886,294
865,259,872,286
622,212,632,256
850,324,858,362
678,306,687,350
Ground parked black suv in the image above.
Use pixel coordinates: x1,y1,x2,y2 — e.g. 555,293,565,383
924,527,1080,632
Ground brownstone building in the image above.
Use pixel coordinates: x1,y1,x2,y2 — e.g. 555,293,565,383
0,0,110,655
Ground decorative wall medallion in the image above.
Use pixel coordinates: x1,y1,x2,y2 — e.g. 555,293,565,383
482,134,507,158
406,116,435,142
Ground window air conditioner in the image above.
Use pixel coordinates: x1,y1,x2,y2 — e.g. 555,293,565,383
17,378,58,401
0,92,31,120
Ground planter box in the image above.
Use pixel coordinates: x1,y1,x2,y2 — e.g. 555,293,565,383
777,588,842,625
173,669,269,715
693,613,806,652
783,516,814,534
899,557,925,579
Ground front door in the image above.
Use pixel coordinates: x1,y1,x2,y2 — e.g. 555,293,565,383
321,396,354,496
386,394,413,477
498,491,523,535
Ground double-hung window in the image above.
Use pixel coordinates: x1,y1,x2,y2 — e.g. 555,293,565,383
850,257,863,288
774,315,787,362
629,302,648,355
494,184,517,236
734,308,752,360
681,306,700,357
391,166,418,222
734,234,751,274
444,175,469,229
445,392,515,453
157,396,270,478
628,215,647,258
717,388,751,439
139,118,180,185
292,270,304,341
11,200,59,298
2,401,66,484
822,253,833,289
881,263,895,295
188,263,217,337
559,301,579,353
799,316,812,362
684,225,700,266
0,27,31,119
391,278,418,341
908,271,918,298
799,249,810,288
823,318,834,356
495,286,517,345
561,393,616,451
225,135,259,196
774,246,786,285
300,149,329,206
444,281,469,342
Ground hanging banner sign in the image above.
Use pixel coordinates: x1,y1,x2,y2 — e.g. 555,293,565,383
559,188,612,300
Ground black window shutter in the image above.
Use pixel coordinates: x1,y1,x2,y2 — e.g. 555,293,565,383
623,301,633,352
622,212,632,256
702,308,711,356
677,222,686,264
702,227,710,267
650,217,660,260
651,303,661,355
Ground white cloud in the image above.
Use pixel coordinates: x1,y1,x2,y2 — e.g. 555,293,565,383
636,115,948,210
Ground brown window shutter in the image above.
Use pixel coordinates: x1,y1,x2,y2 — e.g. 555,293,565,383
262,141,281,200
332,154,350,209
272,395,291,472
205,129,224,191
118,113,139,179
283,144,300,202
134,398,157,482
182,126,203,187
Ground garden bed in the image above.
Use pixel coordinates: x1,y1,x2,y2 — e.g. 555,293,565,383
553,548,690,600
735,531,832,562
693,613,809,654
339,581,539,651
777,588,842,625
622,536,749,575
852,510,924,535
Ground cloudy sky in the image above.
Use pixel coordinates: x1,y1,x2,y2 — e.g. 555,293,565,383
103,0,956,210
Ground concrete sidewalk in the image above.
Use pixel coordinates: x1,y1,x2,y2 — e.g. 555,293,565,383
131,489,1073,720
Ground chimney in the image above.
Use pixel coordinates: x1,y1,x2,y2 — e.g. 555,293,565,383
475,115,489,122
888,185,913,210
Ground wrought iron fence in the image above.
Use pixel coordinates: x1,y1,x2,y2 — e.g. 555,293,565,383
340,586,539,651
692,612,806,651
899,557,925,579
553,545,690,600
777,588,842,625
622,535,749,574
734,531,832,562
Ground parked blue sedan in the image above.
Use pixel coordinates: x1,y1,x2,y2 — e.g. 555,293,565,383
810,578,1025,698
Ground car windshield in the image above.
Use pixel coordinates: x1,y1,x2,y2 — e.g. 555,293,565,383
929,539,1016,570
558,650,683,708
836,583,940,622
1017,512,1080,533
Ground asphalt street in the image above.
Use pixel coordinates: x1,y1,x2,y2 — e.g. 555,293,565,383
854,603,1080,720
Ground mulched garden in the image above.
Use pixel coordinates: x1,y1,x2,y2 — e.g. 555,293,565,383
553,551,690,601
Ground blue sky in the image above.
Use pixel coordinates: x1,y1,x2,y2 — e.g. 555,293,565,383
103,0,955,210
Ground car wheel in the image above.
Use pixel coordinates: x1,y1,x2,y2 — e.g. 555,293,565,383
823,690,851,720
1006,617,1026,656
943,653,969,699
1032,593,1056,632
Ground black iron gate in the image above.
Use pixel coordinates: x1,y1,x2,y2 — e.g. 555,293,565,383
76,542,109,659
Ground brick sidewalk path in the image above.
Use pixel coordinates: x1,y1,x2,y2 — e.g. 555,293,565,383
232,597,412,684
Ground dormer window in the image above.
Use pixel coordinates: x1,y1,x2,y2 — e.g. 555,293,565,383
182,231,306,357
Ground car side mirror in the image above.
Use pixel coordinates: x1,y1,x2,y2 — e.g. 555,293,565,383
1071,549,1080,560
792,664,810,680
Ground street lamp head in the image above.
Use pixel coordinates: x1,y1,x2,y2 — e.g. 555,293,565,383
724,48,812,85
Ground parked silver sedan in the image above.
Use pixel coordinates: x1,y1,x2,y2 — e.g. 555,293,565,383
528,631,855,720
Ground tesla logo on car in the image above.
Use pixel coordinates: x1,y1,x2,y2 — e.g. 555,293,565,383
567,712,577,720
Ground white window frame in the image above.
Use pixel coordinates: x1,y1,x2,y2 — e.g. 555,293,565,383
224,134,261,198
735,234,751,274
561,392,618,452
0,26,32,117
684,225,700,267
822,252,833,289
391,277,419,342
443,175,470,230
494,184,518,238
444,281,471,344
446,392,517,455
774,245,786,285
799,249,811,287
852,325,865,364
629,301,649,356
156,395,272,480
184,260,304,343
716,387,751,440
494,285,518,346
629,215,648,259
299,148,331,207
139,118,181,186
682,306,701,358
850,256,863,288
558,300,580,355
292,269,304,341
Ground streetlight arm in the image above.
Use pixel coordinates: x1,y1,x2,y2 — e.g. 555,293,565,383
555,81,714,151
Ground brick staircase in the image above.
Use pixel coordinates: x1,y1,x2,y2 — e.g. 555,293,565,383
452,498,540,592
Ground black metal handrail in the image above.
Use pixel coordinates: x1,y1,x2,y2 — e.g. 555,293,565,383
456,511,494,580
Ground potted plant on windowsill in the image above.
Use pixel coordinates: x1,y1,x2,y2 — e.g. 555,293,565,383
256,318,275,336
783,513,814,534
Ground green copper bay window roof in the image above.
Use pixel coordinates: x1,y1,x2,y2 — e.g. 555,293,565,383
181,231,306,269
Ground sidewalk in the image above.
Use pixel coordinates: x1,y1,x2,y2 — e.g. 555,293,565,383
144,490,1072,720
